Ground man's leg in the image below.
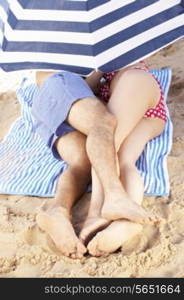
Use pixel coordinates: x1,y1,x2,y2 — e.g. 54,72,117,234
79,167,110,245
87,117,165,256
36,131,91,258
67,96,152,224
52,132,91,212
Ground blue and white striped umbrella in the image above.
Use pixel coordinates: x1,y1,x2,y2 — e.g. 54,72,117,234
0,0,184,75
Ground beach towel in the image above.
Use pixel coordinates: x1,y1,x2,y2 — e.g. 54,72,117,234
0,69,173,197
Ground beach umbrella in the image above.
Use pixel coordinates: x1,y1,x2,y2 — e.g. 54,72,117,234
0,0,183,76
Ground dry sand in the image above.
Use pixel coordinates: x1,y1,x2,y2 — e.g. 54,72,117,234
0,39,184,278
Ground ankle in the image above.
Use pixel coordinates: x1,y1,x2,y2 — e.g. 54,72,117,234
87,211,101,218
104,180,124,195
87,202,103,218
48,205,71,219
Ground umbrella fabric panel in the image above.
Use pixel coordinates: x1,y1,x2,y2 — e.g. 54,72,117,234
0,0,9,13
6,0,183,33
16,0,111,11
1,0,183,73
0,0,183,74
6,1,183,33
100,29,183,73
4,0,125,32
2,1,184,52
0,0,9,47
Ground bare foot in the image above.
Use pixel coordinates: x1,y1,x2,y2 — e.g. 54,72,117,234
36,207,87,258
87,220,142,257
102,190,158,224
79,216,110,245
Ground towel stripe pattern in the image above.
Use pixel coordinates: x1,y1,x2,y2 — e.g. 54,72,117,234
0,68,172,197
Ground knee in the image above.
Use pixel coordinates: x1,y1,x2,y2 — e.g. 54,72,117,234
57,131,91,171
119,152,136,171
119,161,138,180
120,160,135,172
104,112,117,127
94,109,117,131
70,147,91,172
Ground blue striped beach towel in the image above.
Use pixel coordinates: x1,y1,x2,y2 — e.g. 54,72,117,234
0,69,172,197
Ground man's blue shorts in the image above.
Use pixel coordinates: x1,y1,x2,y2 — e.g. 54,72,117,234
31,71,95,160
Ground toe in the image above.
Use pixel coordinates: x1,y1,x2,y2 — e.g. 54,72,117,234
79,231,87,243
148,215,163,225
87,239,97,256
67,245,78,259
87,234,103,257
70,253,77,259
69,241,86,259
77,243,87,258
88,241,106,257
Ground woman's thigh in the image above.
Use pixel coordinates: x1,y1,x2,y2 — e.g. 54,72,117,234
106,69,162,148
108,69,161,117
118,117,166,165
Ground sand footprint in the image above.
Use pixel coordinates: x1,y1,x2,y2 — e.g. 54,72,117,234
22,224,57,254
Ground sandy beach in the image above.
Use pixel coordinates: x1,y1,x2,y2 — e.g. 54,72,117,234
0,38,184,278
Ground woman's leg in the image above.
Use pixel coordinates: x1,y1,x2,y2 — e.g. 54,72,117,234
36,131,91,258
118,118,165,204
101,69,162,221
87,117,165,256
